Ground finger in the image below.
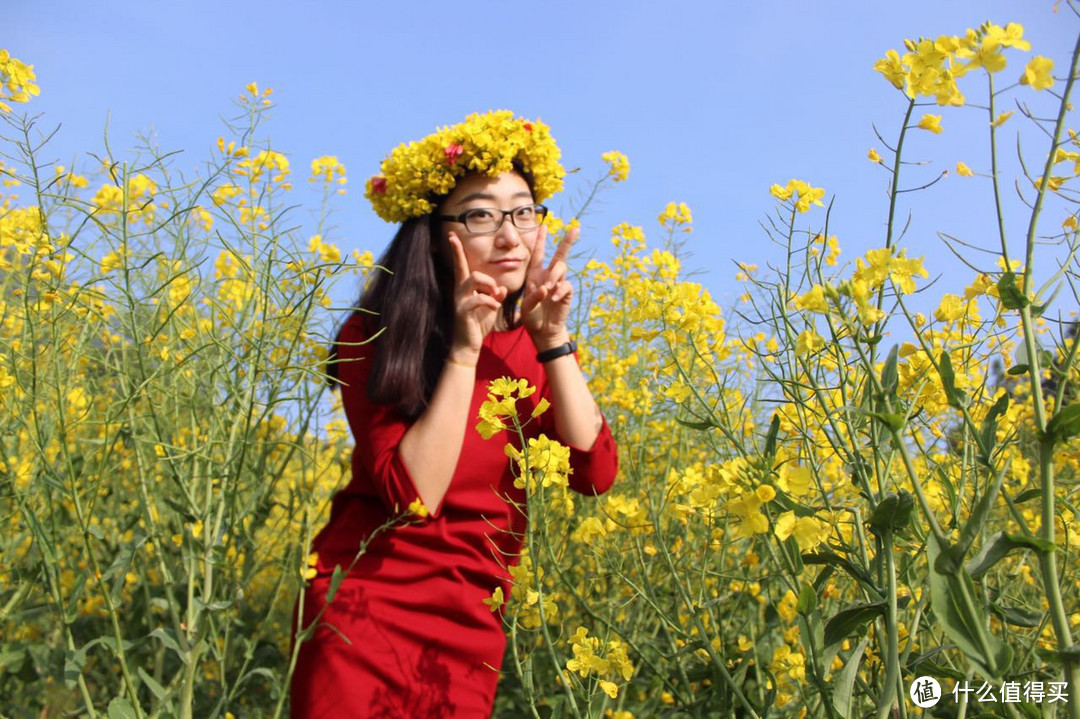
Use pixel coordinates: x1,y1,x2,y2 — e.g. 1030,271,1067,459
549,225,578,270
521,282,548,313
448,232,471,285
528,223,547,277
461,293,502,313
460,271,500,297
544,259,567,287
549,279,573,304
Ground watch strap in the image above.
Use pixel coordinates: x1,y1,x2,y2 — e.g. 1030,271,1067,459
536,339,577,363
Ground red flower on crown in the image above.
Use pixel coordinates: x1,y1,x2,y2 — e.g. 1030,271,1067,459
371,176,387,194
523,123,533,132
444,143,464,165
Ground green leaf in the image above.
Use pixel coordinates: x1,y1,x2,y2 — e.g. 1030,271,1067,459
866,491,914,537
63,650,85,689
869,412,905,433
1013,488,1042,504
107,697,138,719
938,352,967,409
880,345,899,399
674,417,714,431
64,637,112,688
763,413,780,461
990,605,1043,628
0,646,26,673
771,484,819,518
952,466,1010,564
978,393,1009,465
966,531,1055,581
824,601,889,648
1045,403,1080,444
149,628,188,664
1047,647,1080,664
1007,364,1029,376
802,550,877,590
785,536,805,576
927,532,1013,678
997,271,1029,310
904,657,966,682
796,583,817,615
163,497,198,523
832,637,870,719
137,666,168,700
326,564,347,604
63,573,89,624
105,534,147,605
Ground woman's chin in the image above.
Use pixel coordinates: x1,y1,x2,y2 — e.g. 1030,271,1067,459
490,267,527,293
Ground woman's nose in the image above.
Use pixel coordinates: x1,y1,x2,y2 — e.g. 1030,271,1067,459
493,217,521,247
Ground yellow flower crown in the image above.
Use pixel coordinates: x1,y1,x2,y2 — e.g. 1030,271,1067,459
364,110,565,224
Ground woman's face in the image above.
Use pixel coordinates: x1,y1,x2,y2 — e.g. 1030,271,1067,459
439,171,538,293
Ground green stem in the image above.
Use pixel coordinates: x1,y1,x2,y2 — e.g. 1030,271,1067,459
986,73,1011,265
875,532,901,719
885,98,916,252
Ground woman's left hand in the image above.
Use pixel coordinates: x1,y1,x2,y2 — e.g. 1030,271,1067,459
522,224,577,349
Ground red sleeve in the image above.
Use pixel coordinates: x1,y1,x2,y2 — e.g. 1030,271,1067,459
536,357,619,497
335,318,441,519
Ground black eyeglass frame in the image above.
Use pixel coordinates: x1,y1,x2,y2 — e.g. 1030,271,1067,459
437,204,548,235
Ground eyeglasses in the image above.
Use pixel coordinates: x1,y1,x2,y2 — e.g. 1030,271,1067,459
438,204,548,235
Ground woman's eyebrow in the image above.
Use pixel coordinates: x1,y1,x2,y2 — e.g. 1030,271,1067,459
453,191,534,206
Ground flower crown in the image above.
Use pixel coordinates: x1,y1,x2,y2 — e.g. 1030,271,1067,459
364,110,565,224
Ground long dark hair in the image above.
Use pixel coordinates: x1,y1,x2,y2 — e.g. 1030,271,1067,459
325,207,523,419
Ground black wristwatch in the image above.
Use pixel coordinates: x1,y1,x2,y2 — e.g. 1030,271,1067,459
536,339,577,363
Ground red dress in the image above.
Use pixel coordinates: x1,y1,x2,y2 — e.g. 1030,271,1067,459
290,315,618,718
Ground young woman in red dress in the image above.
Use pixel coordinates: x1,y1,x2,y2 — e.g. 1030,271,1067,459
289,112,618,718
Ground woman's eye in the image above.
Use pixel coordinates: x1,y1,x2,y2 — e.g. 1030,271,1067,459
467,209,496,221
514,206,536,220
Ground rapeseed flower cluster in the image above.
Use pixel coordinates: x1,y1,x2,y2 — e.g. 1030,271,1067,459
0,50,38,113
365,110,564,223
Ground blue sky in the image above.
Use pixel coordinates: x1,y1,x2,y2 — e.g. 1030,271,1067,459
6,1,1077,319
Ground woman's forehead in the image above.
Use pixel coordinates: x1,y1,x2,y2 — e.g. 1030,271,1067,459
446,172,532,207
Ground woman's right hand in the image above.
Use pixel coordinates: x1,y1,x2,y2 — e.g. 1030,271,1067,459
447,231,506,366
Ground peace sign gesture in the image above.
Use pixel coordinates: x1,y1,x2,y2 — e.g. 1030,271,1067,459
447,231,507,366
521,224,578,349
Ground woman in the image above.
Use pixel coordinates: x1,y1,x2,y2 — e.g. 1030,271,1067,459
290,111,618,718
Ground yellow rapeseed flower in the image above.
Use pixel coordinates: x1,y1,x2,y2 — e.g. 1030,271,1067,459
956,162,974,177
794,285,829,314
309,155,347,184
482,586,504,612
934,294,966,322
770,179,825,213
601,151,630,182
0,50,41,113
917,114,943,134
873,49,906,90
868,148,882,163
658,201,693,230
795,329,825,357
1020,56,1055,91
